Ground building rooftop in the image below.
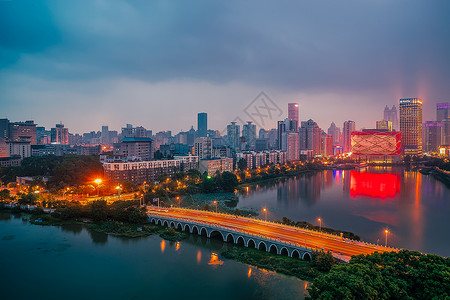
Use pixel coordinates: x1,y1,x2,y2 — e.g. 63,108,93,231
120,137,153,143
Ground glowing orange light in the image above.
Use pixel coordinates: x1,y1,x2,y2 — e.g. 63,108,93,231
176,241,180,251
263,208,267,212
196,250,202,264
94,179,102,185
208,253,224,266
160,240,166,253
247,268,252,278
385,229,389,234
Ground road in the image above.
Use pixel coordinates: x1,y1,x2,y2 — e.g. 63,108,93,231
147,207,398,262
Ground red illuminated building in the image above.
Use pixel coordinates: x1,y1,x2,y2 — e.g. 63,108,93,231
351,130,401,162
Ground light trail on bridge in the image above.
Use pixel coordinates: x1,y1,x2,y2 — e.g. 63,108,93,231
147,207,398,262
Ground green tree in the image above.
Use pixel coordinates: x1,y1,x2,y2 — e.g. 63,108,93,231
220,172,239,192
89,200,109,222
18,193,38,205
237,158,247,171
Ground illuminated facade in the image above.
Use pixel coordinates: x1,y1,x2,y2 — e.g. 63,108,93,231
351,130,401,162
399,98,422,155
288,103,299,131
376,120,393,131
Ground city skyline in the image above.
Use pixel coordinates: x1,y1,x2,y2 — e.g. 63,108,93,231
1,1,450,133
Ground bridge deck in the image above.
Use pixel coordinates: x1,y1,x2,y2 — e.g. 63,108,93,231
147,207,398,262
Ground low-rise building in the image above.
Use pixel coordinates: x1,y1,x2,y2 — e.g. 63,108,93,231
199,158,233,176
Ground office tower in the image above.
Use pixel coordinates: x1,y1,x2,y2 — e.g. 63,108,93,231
242,121,256,150
0,119,8,139
342,120,356,153
277,120,287,150
286,132,299,161
259,128,268,139
383,105,399,131
437,102,450,122
101,126,109,144
267,129,278,149
9,120,37,145
442,119,450,145
51,123,69,145
197,112,207,137
135,126,147,138
321,133,333,157
113,137,154,161
194,137,212,160
299,119,322,156
376,120,393,131
327,122,342,145
288,103,299,131
399,98,423,155
226,122,240,149
423,121,442,153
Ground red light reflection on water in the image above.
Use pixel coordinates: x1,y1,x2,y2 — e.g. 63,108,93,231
350,171,400,199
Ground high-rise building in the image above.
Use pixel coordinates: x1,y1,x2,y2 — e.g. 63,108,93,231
101,126,109,144
226,122,240,149
242,121,256,150
399,98,423,155
299,119,322,156
383,105,399,131
51,123,69,145
286,132,299,161
288,103,299,132
437,102,450,122
197,112,207,137
194,137,212,160
442,119,450,145
343,120,355,153
9,120,37,145
113,137,154,161
0,119,9,139
277,120,287,150
321,133,333,157
423,121,442,153
327,122,341,146
376,120,393,131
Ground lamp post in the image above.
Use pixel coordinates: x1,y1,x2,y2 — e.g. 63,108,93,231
94,179,102,197
263,207,267,222
213,200,217,213
318,218,322,232
385,229,389,248
63,187,70,200
116,185,122,201
176,196,181,208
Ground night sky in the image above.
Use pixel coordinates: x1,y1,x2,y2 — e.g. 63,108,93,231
1,0,449,133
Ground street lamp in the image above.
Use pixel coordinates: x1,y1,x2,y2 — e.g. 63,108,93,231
318,218,322,232
116,185,122,201
94,179,102,197
213,200,217,213
385,229,389,248
63,187,70,200
176,196,181,208
263,207,267,222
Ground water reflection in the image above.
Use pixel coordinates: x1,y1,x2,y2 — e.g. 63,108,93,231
196,250,201,264
349,171,401,199
88,229,108,245
208,252,224,266
160,240,165,253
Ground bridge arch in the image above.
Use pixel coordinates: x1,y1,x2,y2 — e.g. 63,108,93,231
183,224,191,233
292,250,300,259
258,241,267,252
280,247,289,256
192,225,199,235
209,230,224,241
247,239,256,248
236,236,245,246
269,244,278,254
200,227,208,236
226,233,235,243
302,252,312,261
150,218,156,224
169,221,175,228
163,220,168,227
176,223,182,231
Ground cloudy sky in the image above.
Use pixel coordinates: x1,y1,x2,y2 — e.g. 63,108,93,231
1,0,449,134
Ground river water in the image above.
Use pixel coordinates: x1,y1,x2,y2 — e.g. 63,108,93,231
0,213,307,300
237,167,450,257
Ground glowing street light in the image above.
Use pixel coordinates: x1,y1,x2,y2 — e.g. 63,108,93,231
385,229,389,248
116,185,122,200
318,218,322,232
94,179,102,197
213,200,217,213
63,187,70,200
263,207,267,222
176,196,181,208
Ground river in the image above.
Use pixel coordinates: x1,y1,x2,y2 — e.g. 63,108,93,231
237,167,450,257
0,212,308,300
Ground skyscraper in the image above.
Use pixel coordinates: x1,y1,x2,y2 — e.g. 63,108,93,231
327,122,342,146
242,121,256,150
423,121,442,153
437,102,450,122
277,120,287,150
226,122,240,149
288,103,299,132
299,119,322,156
51,123,69,145
286,132,299,161
343,120,355,153
376,120,393,131
399,98,422,155
197,113,207,137
194,137,212,160
383,105,399,131
321,133,333,157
